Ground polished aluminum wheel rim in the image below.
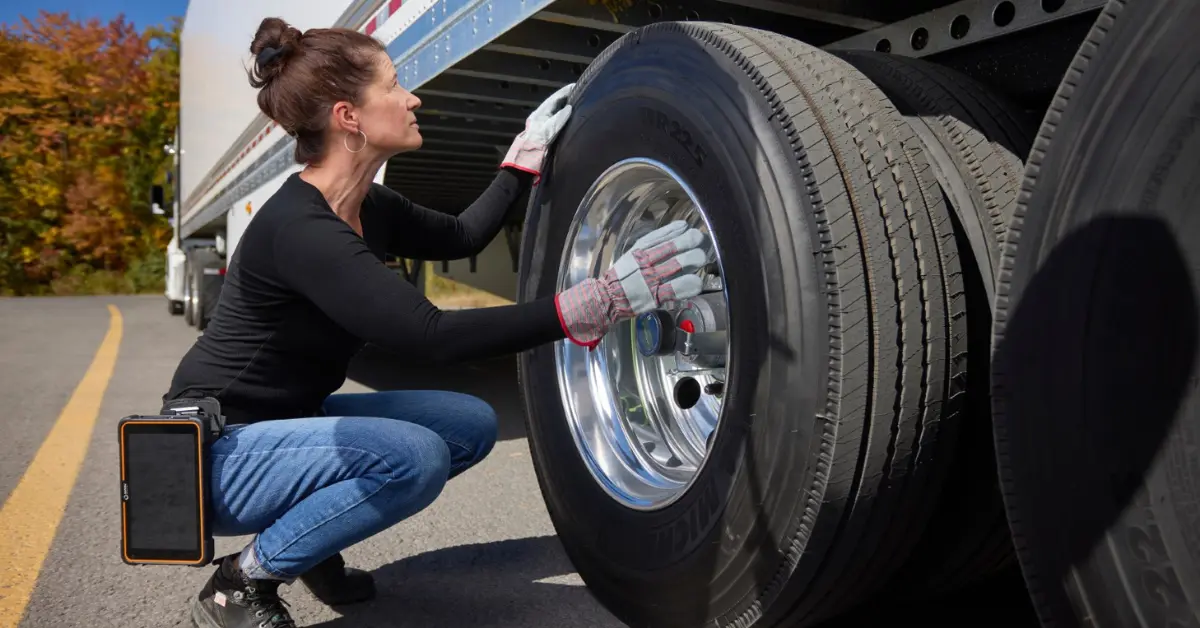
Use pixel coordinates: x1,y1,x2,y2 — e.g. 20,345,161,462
555,158,730,511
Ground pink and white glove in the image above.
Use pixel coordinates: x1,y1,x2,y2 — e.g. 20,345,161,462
555,221,708,348
502,83,575,179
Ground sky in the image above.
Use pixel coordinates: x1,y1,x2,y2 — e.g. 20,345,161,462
0,0,189,31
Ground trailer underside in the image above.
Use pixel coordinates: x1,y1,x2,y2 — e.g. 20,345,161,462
385,0,1099,215
180,0,1103,240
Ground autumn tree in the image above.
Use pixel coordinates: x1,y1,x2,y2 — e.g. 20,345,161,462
0,11,180,295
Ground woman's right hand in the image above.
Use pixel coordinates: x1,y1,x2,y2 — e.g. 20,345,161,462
501,83,575,179
554,220,708,348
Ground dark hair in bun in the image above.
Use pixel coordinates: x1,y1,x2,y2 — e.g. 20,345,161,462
247,17,386,163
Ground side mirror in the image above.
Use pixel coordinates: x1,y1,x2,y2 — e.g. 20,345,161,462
151,185,166,215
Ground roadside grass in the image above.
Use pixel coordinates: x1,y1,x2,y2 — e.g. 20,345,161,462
421,262,514,310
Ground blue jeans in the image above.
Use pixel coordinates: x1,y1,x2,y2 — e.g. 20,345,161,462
206,390,497,579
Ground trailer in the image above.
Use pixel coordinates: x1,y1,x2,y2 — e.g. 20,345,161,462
163,0,1200,626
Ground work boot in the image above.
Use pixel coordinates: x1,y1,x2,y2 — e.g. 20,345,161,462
191,553,296,628
298,552,376,606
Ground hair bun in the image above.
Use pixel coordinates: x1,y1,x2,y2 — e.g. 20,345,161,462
248,17,302,89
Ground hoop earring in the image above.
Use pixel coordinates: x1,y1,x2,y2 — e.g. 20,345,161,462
344,129,368,153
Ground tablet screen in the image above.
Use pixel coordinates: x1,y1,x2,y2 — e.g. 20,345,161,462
121,422,202,561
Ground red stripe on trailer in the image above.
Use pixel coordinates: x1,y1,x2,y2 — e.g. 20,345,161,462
365,20,377,35
389,0,402,13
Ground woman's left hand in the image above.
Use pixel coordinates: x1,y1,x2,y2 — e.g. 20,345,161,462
501,82,575,179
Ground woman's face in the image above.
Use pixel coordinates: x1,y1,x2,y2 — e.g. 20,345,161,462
351,51,423,156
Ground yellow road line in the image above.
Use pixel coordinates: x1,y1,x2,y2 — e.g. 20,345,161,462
0,304,123,627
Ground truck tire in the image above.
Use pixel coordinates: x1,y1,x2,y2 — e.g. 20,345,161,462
833,50,1034,305
516,22,968,627
183,259,196,327
990,1,1200,626
833,50,1037,594
188,248,223,332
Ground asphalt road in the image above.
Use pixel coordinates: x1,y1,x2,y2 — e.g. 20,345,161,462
0,295,1040,628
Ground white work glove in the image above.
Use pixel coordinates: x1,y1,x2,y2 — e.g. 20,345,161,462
502,82,574,179
555,221,707,348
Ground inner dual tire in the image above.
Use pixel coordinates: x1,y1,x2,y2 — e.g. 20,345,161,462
832,50,1036,594
188,248,223,331
516,22,969,627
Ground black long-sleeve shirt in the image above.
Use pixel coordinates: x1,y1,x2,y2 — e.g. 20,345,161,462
164,169,565,425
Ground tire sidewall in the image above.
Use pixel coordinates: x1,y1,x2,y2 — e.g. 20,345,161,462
517,24,829,618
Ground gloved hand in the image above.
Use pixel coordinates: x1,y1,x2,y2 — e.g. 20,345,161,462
502,82,574,179
555,220,708,348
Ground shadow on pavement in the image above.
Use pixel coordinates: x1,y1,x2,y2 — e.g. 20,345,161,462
345,347,530,442
307,535,621,628
816,563,1038,627
303,538,1038,628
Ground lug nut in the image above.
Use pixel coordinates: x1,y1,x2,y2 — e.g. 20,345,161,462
704,382,724,395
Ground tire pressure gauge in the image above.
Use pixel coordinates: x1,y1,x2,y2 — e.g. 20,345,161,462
635,310,676,357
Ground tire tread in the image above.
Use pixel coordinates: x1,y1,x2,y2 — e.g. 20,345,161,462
833,50,1041,593
698,24,967,624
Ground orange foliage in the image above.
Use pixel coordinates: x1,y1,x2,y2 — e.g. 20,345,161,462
0,11,179,294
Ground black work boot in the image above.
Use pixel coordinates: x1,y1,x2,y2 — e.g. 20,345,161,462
191,553,296,628
298,552,375,606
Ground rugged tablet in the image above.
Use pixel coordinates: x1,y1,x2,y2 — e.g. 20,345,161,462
117,398,223,567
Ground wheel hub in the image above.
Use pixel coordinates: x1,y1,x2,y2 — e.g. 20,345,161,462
554,158,731,511
635,294,728,370
634,310,676,357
